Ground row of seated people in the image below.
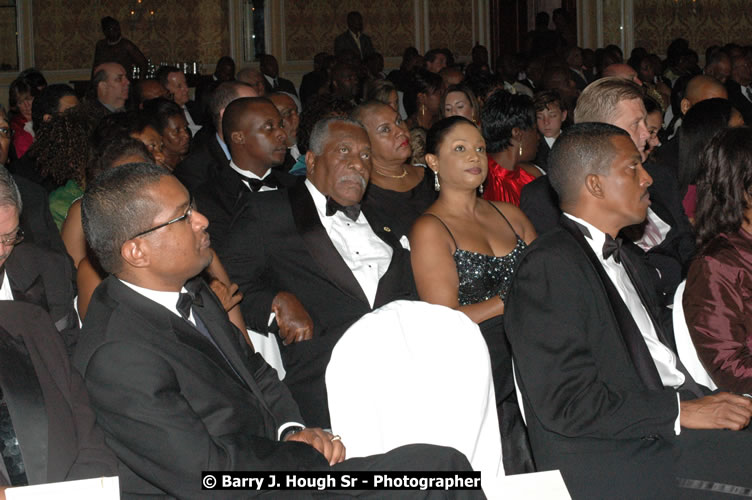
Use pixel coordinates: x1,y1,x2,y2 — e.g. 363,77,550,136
2,41,752,497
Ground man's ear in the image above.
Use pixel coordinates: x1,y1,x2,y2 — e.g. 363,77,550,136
305,151,315,176
560,109,568,123
425,153,439,172
42,113,53,122
585,173,605,199
680,97,691,116
230,130,244,145
120,239,150,269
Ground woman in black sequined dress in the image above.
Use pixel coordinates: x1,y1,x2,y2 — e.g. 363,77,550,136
409,116,537,475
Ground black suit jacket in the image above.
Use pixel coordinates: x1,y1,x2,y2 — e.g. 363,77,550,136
568,68,589,91
334,31,375,60
195,165,297,253
504,217,681,498
726,79,752,126
173,130,229,193
6,242,79,355
520,165,695,303
0,302,116,486
184,99,206,128
74,276,327,499
531,137,552,173
14,174,66,253
263,76,298,97
221,181,417,427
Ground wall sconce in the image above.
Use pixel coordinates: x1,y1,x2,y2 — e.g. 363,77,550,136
128,0,156,28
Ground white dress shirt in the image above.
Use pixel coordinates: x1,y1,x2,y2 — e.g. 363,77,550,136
634,208,670,252
182,105,202,136
305,179,393,307
564,213,683,432
544,136,557,149
119,279,304,439
229,161,276,192
0,269,13,300
216,133,231,161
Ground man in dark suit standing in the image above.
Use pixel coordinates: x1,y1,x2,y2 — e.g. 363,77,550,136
334,11,375,61
260,54,298,97
0,302,116,491
222,117,417,428
75,162,481,499
195,97,297,253
0,167,79,354
725,55,752,125
173,81,257,192
521,78,695,304
507,122,752,498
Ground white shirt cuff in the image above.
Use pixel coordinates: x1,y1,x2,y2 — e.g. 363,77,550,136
278,421,305,441
674,392,681,435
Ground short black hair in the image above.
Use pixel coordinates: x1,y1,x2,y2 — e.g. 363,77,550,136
426,115,476,156
155,66,181,89
141,97,183,135
403,68,444,117
547,122,630,207
481,91,535,153
82,162,171,274
222,96,274,140
31,84,76,127
425,49,443,64
101,16,118,31
87,135,153,184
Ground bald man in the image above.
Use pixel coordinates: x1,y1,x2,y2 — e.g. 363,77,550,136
194,97,297,252
269,92,301,170
236,67,266,96
680,74,727,116
134,79,170,109
602,63,642,85
88,62,130,115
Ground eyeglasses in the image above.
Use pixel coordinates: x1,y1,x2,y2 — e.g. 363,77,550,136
0,227,23,246
130,196,195,239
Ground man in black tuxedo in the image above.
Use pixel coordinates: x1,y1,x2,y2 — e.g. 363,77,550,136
195,97,297,253
334,11,375,61
0,167,79,354
0,302,116,490
507,123,752,498
173,81,257,192
725,55,752,125
75,162,481,499
157,66,205,136
521,77,695,304
260,54,298,97
222,117,417,428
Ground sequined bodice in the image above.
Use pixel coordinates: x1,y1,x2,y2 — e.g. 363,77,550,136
454,238,527,306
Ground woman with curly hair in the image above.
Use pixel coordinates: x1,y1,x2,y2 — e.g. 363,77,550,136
28,106,94,229
683,127,752,394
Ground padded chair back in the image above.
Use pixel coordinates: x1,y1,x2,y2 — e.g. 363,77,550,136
326,300,504,495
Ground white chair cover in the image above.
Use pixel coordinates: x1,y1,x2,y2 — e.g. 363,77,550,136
247,329,286,380
672,281,717,391
326,300,504,497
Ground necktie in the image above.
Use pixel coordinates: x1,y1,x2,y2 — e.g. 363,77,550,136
177,288,203,321
245,175,280,192
745,86,752,103
325,197,361,221
602,234,624,263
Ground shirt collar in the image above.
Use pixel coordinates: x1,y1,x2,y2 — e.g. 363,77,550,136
120,279,186,319
264,74,276,87
216,133,231,160
229,161,270,181
563,212,607,258
349,30,361,40
305,178,328,218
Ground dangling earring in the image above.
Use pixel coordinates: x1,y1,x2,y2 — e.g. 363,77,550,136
479,182,484,194
519,142,523,157
434,171,440,191
421,104,426,118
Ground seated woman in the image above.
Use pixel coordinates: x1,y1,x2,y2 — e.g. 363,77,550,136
8,77,39,159
410,116,537,474
404,69,444,131
441,84,480,125
677,98,744,223
684,127,752,394
142,97,191,170
354,101,436,241
481,91,541,206
643,94,664,160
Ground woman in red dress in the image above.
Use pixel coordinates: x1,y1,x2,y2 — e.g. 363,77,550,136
481,91,541,206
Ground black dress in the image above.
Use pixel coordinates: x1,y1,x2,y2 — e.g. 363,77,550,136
361,169,437,241
426,203,536,475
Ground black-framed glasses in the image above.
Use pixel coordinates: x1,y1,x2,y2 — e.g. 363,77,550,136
0,226,23,246
130,196,195,239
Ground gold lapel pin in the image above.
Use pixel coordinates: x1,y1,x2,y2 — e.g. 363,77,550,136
383,226,391,232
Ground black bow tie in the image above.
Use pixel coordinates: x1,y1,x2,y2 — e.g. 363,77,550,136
325,197,361,221
177,288,203,321
245,175,280,192
602,234,624,263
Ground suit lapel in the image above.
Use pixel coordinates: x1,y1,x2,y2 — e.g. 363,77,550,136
559,216,664,390
0,329,48,484
288,183,370,304
5,250,48,311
